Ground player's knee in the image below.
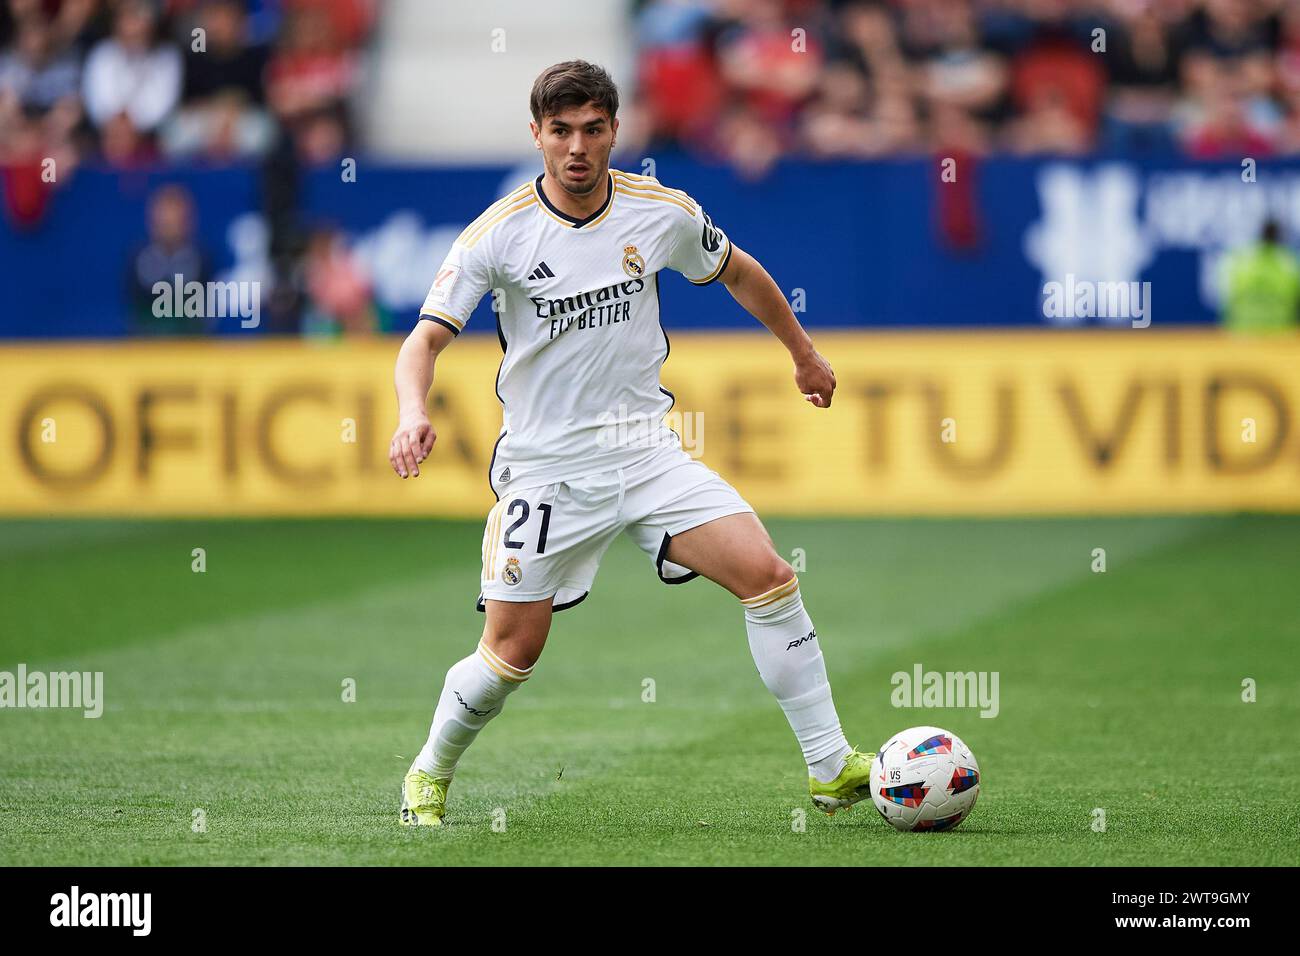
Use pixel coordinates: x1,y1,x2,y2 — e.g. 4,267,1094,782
481,611,550,670
750,555,797,599
481,632,546,671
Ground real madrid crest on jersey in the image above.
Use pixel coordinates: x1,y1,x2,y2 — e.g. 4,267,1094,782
503,556,523,586
622,244,645,278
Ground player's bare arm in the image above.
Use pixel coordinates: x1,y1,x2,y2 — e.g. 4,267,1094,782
389,319,454,478
719,246,837,408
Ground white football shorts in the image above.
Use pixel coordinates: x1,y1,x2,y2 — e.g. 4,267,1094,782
476,443,753,611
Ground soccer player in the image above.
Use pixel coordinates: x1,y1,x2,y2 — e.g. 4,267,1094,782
391,60,873,826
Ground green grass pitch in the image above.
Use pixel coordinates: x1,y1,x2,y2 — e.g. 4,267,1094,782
1,514,1297,866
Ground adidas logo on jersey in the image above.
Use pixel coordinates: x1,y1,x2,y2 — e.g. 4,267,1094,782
498,467,511,483
527,261,556,281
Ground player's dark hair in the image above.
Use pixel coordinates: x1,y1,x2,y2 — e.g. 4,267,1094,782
530,60,619,124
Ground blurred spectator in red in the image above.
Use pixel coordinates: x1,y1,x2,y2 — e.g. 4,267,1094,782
0,10,82,226
635,0,726,147
265,1,359,159
300,224,376,337
715,0,823,131
1274,0,1300,152
1004,85,1093,153
0,109,77,227
284,0,373,49
1185,85,1276,157
82,0,182,162
1006,2,1106,153
266,3,356,124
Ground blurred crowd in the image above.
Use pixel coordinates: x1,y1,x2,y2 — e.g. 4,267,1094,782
0,0,372,171
635,0,1300,175
0,0,377,335
6,0,1299,335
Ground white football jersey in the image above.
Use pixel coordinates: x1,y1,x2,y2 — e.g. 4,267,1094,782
419,169,732,497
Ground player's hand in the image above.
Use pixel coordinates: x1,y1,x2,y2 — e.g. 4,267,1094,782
389,414,436,478
794,349,836,408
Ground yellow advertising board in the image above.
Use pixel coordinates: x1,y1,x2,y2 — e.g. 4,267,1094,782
2,331,1297,516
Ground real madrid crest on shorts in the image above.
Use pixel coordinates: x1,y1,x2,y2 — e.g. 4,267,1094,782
622,244,645,278
503,556,523,586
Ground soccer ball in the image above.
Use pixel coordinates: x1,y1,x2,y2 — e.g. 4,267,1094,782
869,726,980,832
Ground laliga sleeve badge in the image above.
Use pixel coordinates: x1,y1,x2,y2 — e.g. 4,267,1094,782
503,556,523,586
430,264,460,305
622,244,645,278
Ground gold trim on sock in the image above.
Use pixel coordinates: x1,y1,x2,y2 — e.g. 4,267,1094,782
741,576,800,609
477,641,532,682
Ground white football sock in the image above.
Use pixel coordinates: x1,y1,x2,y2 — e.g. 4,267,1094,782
743,577,852,783
412,641,530,779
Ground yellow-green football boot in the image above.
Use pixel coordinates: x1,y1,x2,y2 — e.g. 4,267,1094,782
400,769,451,827
809,749,877,815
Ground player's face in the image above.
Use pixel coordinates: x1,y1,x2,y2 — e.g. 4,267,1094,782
532,104,618,196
